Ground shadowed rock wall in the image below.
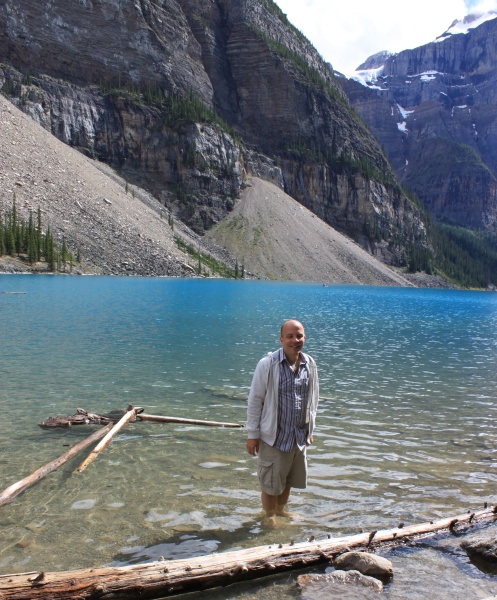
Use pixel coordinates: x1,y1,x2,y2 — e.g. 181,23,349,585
0,0,428,263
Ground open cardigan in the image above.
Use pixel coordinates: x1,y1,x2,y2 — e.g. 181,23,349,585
246,349,319,446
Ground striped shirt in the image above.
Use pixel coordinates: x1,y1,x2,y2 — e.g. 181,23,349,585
274,348,309,452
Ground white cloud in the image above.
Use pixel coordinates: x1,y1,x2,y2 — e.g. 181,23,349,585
466,0,497,11
273,0,483,75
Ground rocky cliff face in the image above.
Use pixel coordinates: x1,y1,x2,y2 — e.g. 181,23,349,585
341,14,497,231
0,0,428,264
0,0,214,102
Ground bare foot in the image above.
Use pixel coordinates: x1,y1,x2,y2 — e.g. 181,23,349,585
262,515,277,530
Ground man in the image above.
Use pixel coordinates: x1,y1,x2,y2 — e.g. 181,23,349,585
246,319,319,528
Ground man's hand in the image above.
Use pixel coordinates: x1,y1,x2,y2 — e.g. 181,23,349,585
246,438,260,456
307,435,314,446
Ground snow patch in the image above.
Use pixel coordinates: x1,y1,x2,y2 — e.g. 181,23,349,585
420,71,439,82
397,122,408,133
351,65,387,89
397,104,414,119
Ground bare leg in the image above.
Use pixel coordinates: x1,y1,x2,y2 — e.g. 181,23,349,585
275,486,294,516
261,491,277,528
261,487,293,527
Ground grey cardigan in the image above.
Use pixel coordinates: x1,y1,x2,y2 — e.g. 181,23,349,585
246,349,319,446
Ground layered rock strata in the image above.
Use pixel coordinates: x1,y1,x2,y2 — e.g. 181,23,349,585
341,15,497,231
0,0,429,265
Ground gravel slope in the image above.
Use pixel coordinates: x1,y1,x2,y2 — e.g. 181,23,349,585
206,177,414,286
0,94,198,276
0,93,421,286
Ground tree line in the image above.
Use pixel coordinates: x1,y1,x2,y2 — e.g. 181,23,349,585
430,224,497,288
174,235,244,279
0,198,79,272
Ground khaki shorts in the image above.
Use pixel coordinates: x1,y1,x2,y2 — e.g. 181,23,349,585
257,439,307,496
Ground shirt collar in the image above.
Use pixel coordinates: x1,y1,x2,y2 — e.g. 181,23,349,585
278,348,307,365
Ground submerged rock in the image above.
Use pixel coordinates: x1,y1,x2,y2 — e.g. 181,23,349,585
461,534,497,573
298,570,383,599
334,551,394,581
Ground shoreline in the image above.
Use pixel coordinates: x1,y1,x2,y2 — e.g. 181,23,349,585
2,255,494,291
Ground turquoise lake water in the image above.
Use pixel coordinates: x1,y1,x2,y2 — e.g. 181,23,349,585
1,276,497,598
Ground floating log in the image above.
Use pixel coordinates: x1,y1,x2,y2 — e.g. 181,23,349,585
1,506,496,599
77,406,139,473
138,413,243,428
39,409,243,429
0,425,112,509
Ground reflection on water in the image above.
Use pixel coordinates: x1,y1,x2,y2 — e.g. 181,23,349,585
1,277,497,598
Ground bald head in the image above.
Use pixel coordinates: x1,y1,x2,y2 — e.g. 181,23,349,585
280,320,306,362
280,319,304,336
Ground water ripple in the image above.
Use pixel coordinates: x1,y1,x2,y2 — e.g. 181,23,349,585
0,279,496,598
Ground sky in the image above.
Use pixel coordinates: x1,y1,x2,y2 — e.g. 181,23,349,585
273,0,497,75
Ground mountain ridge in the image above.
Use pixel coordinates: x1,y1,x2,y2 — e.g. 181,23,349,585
0,92,425,286
3,0,495,286
341,11,497,233
0,0,429,273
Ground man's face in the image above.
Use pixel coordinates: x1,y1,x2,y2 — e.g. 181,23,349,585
280,321,306,356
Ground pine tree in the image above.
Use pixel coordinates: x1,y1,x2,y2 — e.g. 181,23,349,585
45,226,55,271
7,219,16,257
0,220,5,255
61,237,68,272
37,207,42,259
11,194,24,256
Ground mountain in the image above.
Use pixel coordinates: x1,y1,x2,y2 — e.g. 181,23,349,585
0,0,428,273
0,93,417,285
340,12,497,232
0,93,203,276
205,177,413,285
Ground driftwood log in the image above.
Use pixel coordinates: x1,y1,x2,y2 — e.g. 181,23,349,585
138,413,243,428
39,409,243,429
77,406,141,473
5,406,242,505
0,425,112,509
1,506,496,599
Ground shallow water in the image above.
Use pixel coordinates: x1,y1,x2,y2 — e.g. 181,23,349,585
1,277,497,598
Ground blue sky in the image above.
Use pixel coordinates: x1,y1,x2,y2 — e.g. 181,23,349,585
273,0,497,75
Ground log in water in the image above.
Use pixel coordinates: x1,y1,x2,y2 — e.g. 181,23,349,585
138,413,243,428
0,425,112,508
1,506,495,599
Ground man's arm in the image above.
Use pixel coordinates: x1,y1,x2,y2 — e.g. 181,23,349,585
246,356,270,455
306,354,319,445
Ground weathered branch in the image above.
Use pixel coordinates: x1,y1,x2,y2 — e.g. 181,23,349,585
77,406,139,473
0,425,112,508
1,506,496,599
138,413,243,428
38,409,243,429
